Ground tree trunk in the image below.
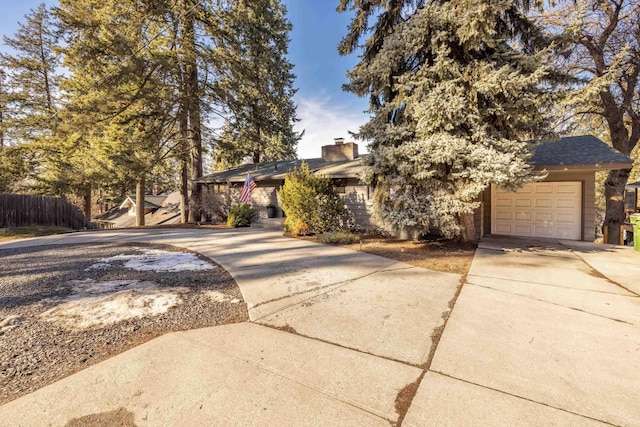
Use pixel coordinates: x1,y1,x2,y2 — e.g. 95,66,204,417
458,212,477,242
83,188,92,219
182,5,203,223
604,168,630,244
136,176,145,227
179,102,189,223
0,104,4,150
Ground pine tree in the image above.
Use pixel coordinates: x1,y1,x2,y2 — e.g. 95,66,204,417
338,0,553,241
1,3,60,145
176,0,205,222
52,0,180,222
0,69,6,149
211,0,302,166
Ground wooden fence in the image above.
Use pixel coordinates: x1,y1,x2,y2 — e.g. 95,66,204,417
0,193,90,230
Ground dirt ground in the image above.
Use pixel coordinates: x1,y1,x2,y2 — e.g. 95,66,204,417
303,234,477,275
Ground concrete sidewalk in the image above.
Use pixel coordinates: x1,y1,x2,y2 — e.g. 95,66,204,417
2,230,639,425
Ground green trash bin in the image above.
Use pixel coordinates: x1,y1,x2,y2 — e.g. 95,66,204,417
630,214,640,252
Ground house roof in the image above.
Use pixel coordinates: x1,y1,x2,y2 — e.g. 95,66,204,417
196,135,632,184
531,135,633,171
119,195,167,210
196,157,367,184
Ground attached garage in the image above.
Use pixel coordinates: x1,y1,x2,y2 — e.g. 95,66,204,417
479,135,634,242
491,182,582,240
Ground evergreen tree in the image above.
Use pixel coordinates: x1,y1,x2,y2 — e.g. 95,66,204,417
1,3,60,145
176,0,205,222
212,0,302,166
0,69,6,149
338,0,553,241
52,0,180,222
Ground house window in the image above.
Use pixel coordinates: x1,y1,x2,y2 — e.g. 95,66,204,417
333,178,347,193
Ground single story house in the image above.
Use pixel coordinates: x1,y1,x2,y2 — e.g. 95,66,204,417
196,135,633,241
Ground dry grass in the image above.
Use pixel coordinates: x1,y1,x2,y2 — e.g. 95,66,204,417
297,232,477,275
0,226,73,241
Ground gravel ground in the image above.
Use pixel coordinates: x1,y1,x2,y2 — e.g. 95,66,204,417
0,242,248,405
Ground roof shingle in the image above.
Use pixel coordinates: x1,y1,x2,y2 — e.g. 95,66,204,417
531,135,633,168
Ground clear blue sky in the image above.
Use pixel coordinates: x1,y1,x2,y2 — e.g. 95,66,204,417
0,1,370,159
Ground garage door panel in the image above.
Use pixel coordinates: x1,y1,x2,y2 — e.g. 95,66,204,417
495,211,511,220
492,182,581,240
556,213,575,223
533,226,555,237
557,183,578,193
515,224,533,235
495,224,513,234
535,184,553,194
534,212,552,222
535,198,553,208
557,199,577,209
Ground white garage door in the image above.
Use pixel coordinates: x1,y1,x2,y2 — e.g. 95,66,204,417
491,182,582,240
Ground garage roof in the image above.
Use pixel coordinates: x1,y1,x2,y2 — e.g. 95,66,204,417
531,135,633,170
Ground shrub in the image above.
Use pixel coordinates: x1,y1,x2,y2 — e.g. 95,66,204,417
291,218,310,236
317,231,360,245
202,190,233,224
280,161,353,235
227,204,256,227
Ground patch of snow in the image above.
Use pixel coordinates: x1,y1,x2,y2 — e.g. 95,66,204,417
86,248,217,272
41,289,183,329
40,279,190,329
203,290,241,304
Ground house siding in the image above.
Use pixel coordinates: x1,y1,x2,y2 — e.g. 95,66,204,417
342,180,372,230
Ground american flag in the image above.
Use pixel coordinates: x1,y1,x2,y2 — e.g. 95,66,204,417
239,173,256,204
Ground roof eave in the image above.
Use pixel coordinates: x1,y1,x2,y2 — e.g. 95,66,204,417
533,161,634,172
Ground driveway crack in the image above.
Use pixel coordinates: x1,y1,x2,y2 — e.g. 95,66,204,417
565,249,640,297
467,282,634,325
395,273,468,426
429,371,622,427
178,331,395,424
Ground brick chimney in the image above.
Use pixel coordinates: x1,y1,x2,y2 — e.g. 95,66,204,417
322,137,359,161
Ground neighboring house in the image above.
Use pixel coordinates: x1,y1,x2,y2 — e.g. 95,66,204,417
196,135,633,242
95,191,182,229
119,195,169,216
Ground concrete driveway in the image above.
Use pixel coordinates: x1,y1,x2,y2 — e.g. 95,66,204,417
0,228,460,426
403,236,640,426
1,230,639,426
